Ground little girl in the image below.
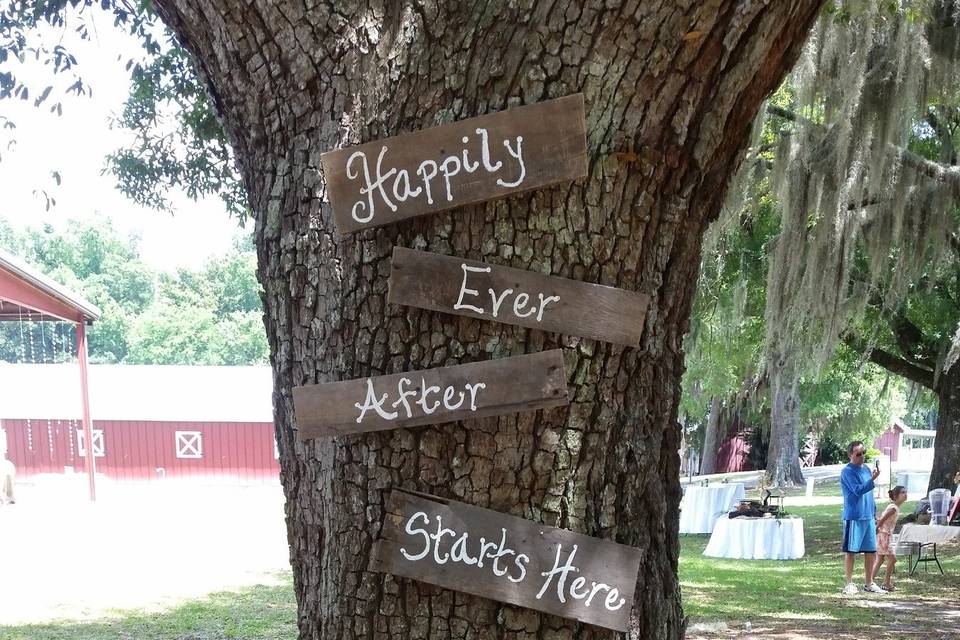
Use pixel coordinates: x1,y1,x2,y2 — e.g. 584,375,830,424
874,485,907,591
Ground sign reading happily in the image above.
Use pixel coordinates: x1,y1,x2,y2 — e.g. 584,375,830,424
321,94,588,234
388,247,650,346
370,489,642,632
293,350,568,439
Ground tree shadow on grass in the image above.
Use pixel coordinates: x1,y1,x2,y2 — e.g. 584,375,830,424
0,578,297,640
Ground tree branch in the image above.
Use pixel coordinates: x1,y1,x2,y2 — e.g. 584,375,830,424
845,337,935,389
767,105,960,197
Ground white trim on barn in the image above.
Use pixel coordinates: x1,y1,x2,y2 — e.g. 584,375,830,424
175,431,203,459
77,429,104,458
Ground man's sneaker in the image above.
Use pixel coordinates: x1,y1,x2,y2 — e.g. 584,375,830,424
842,583,859,595
863,583,886,594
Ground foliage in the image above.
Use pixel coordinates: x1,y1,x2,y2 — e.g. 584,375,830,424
816,433,847,465
0,216,266,365
0,1,245,217
106,28,248,218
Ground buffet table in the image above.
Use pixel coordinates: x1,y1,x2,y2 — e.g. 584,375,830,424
703,516,805,560
679,483,746,534
898,524,960,574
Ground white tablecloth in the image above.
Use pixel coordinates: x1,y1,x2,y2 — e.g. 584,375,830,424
703,516,805,560
899,524,960,545
679,483,746,534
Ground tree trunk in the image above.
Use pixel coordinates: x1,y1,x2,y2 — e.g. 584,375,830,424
152,2,823,637
766,352,805,487
700,396,722,476
929,364,960,494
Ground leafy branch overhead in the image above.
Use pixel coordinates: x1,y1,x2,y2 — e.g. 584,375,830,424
0,1,247,218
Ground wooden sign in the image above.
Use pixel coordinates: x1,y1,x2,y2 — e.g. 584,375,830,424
370,489,642,632
293,350,568,439
388,247,649,347
321,94,588,234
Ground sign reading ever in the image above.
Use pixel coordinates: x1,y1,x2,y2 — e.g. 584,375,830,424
293,350,568,439
388,247,650,347
370,489,643,632
320,94,588,234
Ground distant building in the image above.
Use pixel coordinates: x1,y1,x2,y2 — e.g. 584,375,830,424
0,364,278,484
874,419,936,469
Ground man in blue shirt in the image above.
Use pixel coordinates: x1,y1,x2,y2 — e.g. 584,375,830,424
840,440,883,595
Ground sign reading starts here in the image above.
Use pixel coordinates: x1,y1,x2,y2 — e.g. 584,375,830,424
320,95,587,234
370,489,643,632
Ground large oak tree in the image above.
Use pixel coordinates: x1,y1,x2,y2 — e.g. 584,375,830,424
140,1,819,637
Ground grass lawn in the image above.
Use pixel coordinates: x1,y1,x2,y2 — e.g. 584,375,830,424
0,579,297,640
681,501,960,639
3,500,956,639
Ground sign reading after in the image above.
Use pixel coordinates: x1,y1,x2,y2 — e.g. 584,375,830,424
370,489,643,632
320,94,588,234
293,350,568,439
388,247,650,346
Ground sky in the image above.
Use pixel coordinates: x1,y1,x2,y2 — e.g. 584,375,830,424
0,11,242,272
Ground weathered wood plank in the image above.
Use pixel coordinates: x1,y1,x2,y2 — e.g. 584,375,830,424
321,94,587,234
369,489,642,632
293,350,568,439
388,247,649,346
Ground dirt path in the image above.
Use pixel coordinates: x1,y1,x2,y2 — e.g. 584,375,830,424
687,592,960,639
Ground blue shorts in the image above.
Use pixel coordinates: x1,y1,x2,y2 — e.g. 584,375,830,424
842,519,877,553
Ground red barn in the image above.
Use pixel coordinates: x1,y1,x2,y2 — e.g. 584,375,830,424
0,364,278,484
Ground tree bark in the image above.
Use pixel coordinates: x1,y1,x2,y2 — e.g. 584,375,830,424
151,1,824,637
766,352,805,487
929,364,960,494
700,396,722,476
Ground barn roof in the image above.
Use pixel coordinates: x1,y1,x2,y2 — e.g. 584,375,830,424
0,247,101,323
0,364,272,422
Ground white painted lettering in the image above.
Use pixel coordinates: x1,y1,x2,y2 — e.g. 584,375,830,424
512,292,536,318
442,386,466,411
489,529,515,577
497,136,525,188
570,576,589,599
355,379,399,423
417,378,441,414
510,553,529,583
440,155,462,201
476,127,503,172
536,544,579,603
585,581,613,607
391,377,417,418
604,588,626,611
535,293,561,321
392,169,422,202
488,287,514,318
400,511,431,561
450,532,478,565
454,264,490,314
430,515,456,564
461,136,479,173
417,159,439,204
466,382,485,410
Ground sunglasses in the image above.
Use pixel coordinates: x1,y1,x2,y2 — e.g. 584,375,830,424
853,451,865,457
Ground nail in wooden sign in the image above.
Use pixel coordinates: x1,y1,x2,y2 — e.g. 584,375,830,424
293,350,568,439
370,489,642,632
388,247,649,347
321,94,588,234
